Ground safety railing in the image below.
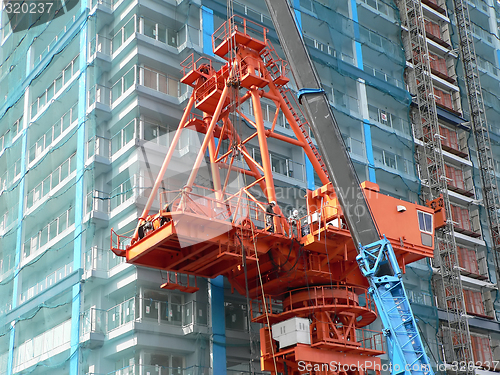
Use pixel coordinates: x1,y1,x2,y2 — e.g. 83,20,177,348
0,157,21,193
232,0,273,28
356,328,385,351
19,262,74,305
103,297,208,333
159,187,271,229
139,16,178,46
110,176,137,211
213,15,268,52
29,103,78,163
471,23,494,44
0,207,16,236
180,54,213,77
90,0,112,9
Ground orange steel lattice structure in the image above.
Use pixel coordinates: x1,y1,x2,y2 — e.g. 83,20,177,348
111,16,436,375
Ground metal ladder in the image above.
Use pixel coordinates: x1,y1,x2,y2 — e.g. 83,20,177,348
397,0,474,371
261,46,330,179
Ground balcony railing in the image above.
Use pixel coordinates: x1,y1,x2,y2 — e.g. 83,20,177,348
86,135,111,160
0,157,22,194
88,84,111,107
30,54,79,119
343,135,366,158
35,15,76,64
139,66,187,98
359,0,397,19
14,319,71,369
85,190,111,216
112,15,137,52
364,64,405,89
23,207,75,261
111,118,137,154
29,103,78,163
26,153,76,209
83,246,125,273
106,364,208,375
368,104,411,136
89,34,112,56
373,146,414,175
82,297,208,336
81,307,106,336
19,262,74,305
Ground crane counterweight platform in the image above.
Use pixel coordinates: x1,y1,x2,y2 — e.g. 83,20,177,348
111,10,439,375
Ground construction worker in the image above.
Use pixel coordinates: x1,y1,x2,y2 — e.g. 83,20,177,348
266,201,276,232
288,209,299,238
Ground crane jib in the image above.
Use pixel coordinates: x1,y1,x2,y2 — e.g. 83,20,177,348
263,0,380,249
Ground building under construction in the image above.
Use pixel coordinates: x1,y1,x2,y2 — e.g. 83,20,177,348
0,0,499,374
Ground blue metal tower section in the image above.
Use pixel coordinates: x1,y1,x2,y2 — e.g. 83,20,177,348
357,237,434,375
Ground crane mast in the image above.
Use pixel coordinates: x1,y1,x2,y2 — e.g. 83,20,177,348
110,5,441,374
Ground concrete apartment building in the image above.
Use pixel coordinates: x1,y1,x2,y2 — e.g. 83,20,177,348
0,0,499,374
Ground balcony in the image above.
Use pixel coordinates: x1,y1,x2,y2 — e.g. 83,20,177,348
83,246,126,279
30,54,80,120
22,207,75,263
368,104,411,136
103,364,208,375
25,153,77,211
364,64,405,89
13,319,71,373
19,262,74,306
34,15,76,66
81,296,208,340
373,146,414,176
28,103,78,165
0,157,22,195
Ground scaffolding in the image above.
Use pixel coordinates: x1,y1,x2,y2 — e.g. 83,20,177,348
397,0,474,371
450,0,500,289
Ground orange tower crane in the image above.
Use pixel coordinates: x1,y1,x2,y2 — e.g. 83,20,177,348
111,16,437,375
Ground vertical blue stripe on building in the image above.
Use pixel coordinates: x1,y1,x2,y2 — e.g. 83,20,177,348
350,0,375,181
211,275,226,375
8,54,31,371
292,0,316,189
350,0,364,70
363,121,376,182
70,6,88,373
202,6,214,56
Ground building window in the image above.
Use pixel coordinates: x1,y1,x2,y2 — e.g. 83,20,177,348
417,210,433,234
